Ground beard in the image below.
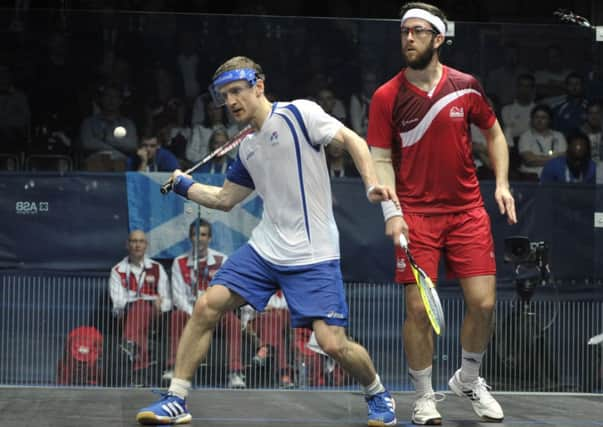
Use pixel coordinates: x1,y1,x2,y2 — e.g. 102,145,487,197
404,43,436,70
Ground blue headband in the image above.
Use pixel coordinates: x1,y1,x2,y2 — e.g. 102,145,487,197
209,68,258,107
212,68,257,90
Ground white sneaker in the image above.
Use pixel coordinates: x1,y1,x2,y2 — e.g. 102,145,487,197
411,392,444,425
228,371,247,388
448,369,504,421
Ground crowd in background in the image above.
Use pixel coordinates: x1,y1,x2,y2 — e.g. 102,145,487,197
1,8,602,183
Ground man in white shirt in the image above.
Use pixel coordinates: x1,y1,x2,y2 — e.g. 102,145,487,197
137,56,399,427
109,230,171,385
501,74,536,147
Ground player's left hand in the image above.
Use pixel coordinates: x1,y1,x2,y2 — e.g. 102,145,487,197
495,185,517,224
366,184,400,206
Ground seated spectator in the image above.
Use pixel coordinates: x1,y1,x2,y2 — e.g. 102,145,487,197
245,291,293,388
551,72,588,135
109,230,172,386
0,64,30,154
196,128,234,174
518,104,567,179
541,132,596,184
534,44,573,101
326,140,359,178
79,83,138,171
316,87,347,124
127,131,180,172
580,100,603,162
167,219,246,388
187,94,239,163
349,69,378,138
485,41,530,107
501,74,536,147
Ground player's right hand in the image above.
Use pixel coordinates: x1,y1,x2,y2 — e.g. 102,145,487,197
386,216,409,247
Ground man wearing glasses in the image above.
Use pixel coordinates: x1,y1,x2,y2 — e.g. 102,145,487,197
368,2,516,424
128,132,180,172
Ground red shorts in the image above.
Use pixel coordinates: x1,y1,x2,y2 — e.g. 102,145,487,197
395,207,496,283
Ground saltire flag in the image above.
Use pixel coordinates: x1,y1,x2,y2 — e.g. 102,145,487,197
126,172,262,258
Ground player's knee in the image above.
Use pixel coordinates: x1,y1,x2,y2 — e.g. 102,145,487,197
317,335,348,359
192,294,221,325
467,297,496,317
406,299,429,323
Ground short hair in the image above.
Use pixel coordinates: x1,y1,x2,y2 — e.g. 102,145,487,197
399,2,448,33
530,104,553,120
189,218,212,238
565,72,583,85
212,56,265,82
566,131,591,158
516,73,535,86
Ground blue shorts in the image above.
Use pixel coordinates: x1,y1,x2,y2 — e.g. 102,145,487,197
211,244,348,328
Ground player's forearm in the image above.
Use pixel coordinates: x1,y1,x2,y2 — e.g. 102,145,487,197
340,127,379,190
487,133,511,187
187,183,234,211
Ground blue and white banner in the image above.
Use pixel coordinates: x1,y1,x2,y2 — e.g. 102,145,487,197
126,172,263,259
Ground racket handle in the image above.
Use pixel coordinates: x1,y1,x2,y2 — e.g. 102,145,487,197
399,233,408,249
160,179,173,194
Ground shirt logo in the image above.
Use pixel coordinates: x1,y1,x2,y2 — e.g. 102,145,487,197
402,118,419,127
270,130,279,145
449,106,464,118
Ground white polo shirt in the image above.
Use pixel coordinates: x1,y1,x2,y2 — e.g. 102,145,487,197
227,100,344,266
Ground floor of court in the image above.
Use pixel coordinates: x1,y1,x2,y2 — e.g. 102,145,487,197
1,387,601,426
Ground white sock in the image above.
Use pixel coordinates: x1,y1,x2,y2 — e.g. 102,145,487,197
363,374,385,396
460,349,484,383
169,378,192,399
408,366,433,397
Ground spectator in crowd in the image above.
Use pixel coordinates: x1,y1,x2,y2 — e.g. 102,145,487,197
551,72,588,135
485,41,530,107
168,219,247,388
326,139,359,178
196,128,234,174
31,33,80,156
316,86,347,124
187,94,239,164
176,31,201,104
142,62,187,140
79,83,138,171
0,64,30,154
245,291,294,388
580,100,603,162
349,69,378,138
109,230,172,386
541,132,596,184
127,131,180,172
501,74,537,147
518,104,567,180
534,44,573,101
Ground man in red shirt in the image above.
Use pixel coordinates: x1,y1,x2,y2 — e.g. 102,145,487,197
368,2,517,424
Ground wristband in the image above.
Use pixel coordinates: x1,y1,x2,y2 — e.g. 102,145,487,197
381,200,403,221
366,185,376,199
173,175,195,198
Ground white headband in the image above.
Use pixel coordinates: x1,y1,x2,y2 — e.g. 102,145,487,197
401,8,446,35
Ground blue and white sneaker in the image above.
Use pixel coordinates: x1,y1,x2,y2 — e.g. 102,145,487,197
366,390,397,427
136,392,192,425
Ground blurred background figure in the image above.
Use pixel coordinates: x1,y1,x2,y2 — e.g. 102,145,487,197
109,230,172,387
540,132,596,184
